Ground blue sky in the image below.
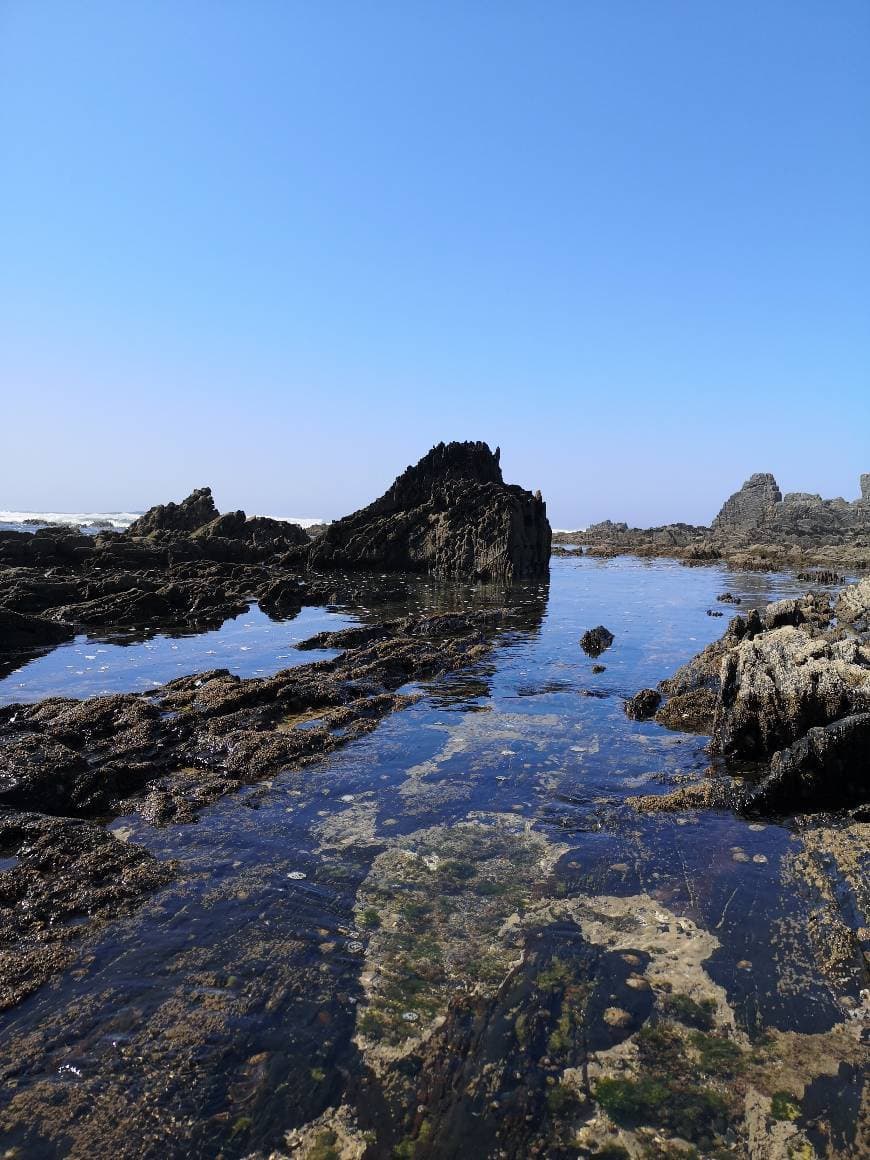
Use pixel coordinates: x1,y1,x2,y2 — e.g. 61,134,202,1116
1,1,867,527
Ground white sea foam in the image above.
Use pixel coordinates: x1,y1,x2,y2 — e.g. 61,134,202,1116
262,515,326,528
0,510,327,532
0,510,144,530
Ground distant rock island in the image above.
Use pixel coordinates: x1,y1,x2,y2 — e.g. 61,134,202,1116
564,472,870,569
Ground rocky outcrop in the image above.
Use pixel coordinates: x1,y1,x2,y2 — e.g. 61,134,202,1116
624,688,661,720
650,579,870,814
714,627,870,760
834,576,870,630
128,488,310,558
309,441,551,581
736,713,870,814
128,487,218,535
711,473,782,532
571,471,870,564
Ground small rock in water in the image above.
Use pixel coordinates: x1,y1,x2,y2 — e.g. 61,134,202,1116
752,853,768,864
731,847,750,863
346,940,364,953
591,664,606,673
580,625,615,657
287,870,307,880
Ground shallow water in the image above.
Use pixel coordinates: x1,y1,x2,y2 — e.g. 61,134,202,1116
0,604,358,704
0,557,863,1158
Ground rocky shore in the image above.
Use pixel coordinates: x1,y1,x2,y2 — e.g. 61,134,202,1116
560,470,870,573
0,441,552,1016
630,576,870,817
0,442,550,656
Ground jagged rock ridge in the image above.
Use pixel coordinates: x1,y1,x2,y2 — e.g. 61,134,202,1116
711,472,782,532
309,441,551,580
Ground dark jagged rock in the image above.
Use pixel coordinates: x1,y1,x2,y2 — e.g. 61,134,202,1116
128,486,218,535
736,713,870,815
570,470,870,566
654,687,718,733
579,625,614,657
0,608,75,650
624,688,662,720
309,441,551,581
717,592,741,604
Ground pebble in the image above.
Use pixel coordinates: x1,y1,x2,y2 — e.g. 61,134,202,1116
731,848,750,863
737,960,752,970
287,871,307,880
346,941,364,953
401,1011,419,1022
603,1006,633,1028
752,853,768,864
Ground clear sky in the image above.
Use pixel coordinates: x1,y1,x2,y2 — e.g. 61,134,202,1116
1,1,868,527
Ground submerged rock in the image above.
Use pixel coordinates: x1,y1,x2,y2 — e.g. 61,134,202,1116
309,441,551,581
580,625,614,657
0,808,173,1010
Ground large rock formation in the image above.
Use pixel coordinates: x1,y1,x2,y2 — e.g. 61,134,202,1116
309,441,551,581
711,472,782,533
713,473,870,546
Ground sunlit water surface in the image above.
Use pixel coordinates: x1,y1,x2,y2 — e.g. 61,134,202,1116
0,557,858,1157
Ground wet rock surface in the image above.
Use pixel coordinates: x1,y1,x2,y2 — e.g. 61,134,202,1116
624,688,662,720
0,808,174,1010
